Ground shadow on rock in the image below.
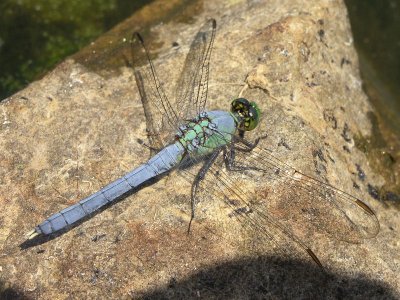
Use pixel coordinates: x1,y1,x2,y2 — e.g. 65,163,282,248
136,255,397,299
0,280,32,300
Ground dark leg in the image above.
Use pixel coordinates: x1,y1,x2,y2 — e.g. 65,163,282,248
232,134,268,153
223,147,261,172
224,134,268,172
188,149,222,233
136,138,164,160
238,129,245,139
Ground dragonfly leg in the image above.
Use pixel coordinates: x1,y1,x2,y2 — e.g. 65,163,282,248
188,149,222,233
223,147,262,172
232,134,268,153
223,135,268,172
137,135,166,158
137,138,162,152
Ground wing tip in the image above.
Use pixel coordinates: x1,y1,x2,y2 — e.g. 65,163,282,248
306,248,324,269
355,199,375,216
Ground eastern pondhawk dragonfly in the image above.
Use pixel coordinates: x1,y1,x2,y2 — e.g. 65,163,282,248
26,19,379,267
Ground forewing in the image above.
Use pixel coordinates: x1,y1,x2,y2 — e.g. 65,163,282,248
131,32,179,148
175,19,216,120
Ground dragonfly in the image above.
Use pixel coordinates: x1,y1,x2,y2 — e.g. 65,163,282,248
26,19,379,267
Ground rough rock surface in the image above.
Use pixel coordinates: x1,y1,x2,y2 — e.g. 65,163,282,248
1,0,399,299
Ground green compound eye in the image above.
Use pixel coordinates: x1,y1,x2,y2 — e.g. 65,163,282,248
231,98,260,131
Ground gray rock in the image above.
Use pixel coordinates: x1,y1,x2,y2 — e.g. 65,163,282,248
1,0,399,299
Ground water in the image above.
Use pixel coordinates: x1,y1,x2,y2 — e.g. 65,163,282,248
345,0,400,133
0,0,153,100
345,0,400,205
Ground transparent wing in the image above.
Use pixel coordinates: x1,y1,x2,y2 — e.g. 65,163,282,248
224,143,379,243
175,19,216,120
130,32,179,148
189,151,323,267
131,19,216,149
188,140,379,267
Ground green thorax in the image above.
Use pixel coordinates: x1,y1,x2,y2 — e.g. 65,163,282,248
177,111,237,156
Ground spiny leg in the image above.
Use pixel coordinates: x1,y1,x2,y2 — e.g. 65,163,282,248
224,134,268,172
232,133,268,152
136,138,162,152
136,137,165,160
188,149,222,233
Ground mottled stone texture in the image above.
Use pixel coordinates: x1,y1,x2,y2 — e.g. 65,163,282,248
0,0,398,299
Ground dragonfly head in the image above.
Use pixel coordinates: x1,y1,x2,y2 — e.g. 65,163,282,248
231,98,260,131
